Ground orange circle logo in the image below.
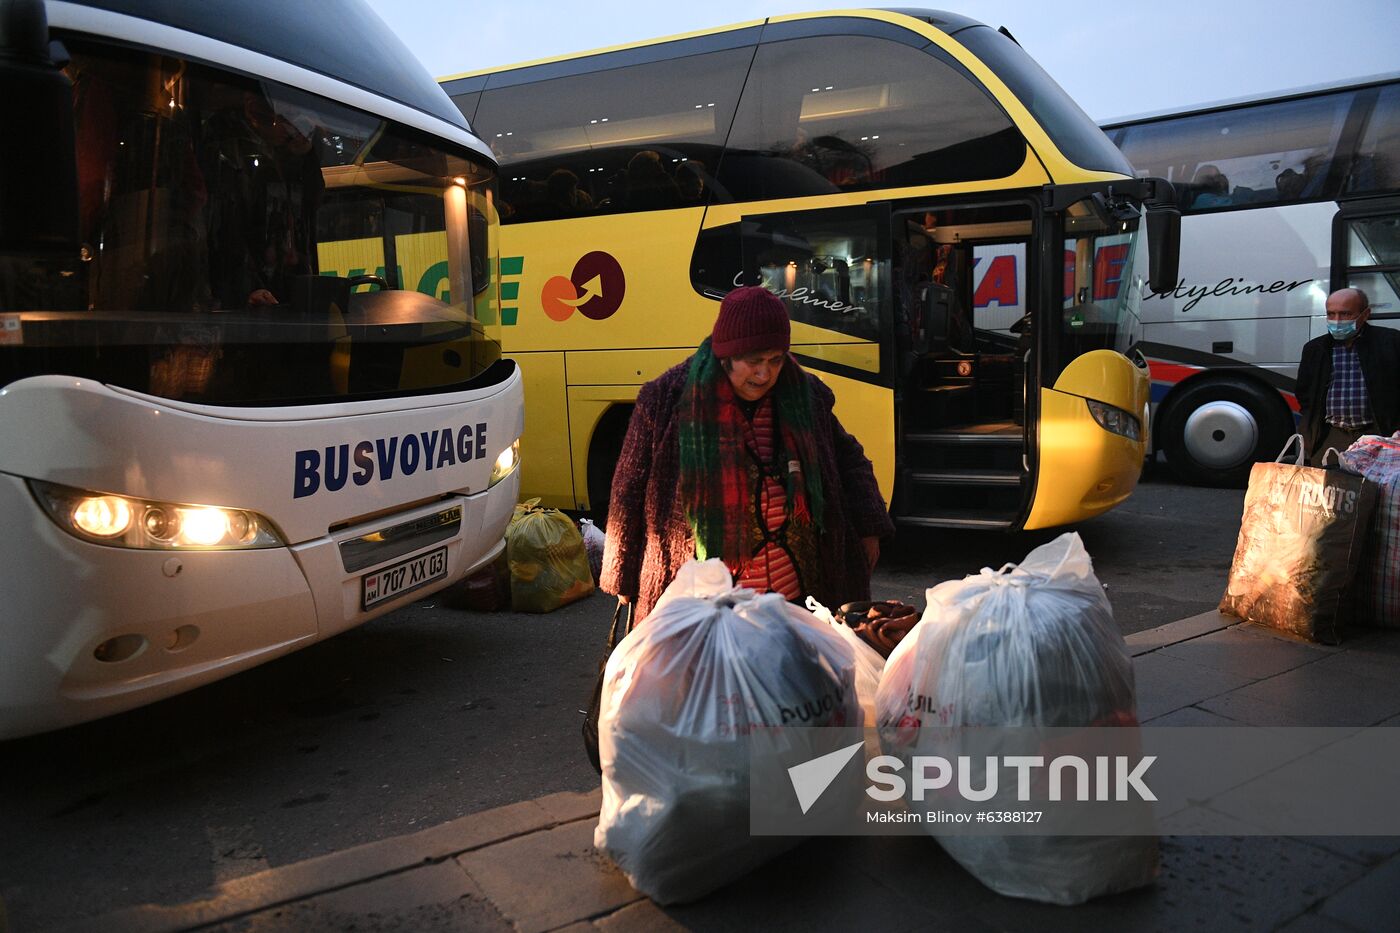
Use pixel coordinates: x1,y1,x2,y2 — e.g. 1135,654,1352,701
541,251,626,321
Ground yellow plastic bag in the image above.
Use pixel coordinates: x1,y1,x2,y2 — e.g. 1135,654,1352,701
506,498,595,612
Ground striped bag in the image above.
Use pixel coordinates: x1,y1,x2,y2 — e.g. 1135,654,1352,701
1341,432,1400,626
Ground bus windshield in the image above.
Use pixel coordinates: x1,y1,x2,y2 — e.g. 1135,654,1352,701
1060,197,1145,363
0,37,501,406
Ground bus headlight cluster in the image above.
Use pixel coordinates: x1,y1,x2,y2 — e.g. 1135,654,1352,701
29,481,283,549
489,439,520,487
1086,399,1142,441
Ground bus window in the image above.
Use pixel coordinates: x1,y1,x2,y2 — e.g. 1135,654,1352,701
1350,85,1400,195
474,47,753,222
954,26,1132,177
7,38,501,406
1058,197,1145,366
1116,93,1354,211
718,34,1025,201
1344,215,1400,314
692,207,890,376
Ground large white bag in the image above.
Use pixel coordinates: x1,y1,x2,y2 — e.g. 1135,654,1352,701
875,532,1157,905
595,560,861,904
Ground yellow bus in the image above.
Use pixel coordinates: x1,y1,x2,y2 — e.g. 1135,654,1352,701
440,8,1180,530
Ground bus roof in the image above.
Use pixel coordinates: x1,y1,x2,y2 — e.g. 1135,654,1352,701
1100,70,1400,128
54,0,475,139
439,8,993,84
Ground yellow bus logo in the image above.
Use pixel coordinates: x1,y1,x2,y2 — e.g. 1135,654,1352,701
541,251,626,321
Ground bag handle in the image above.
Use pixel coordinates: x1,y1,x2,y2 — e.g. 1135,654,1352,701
1320,447,1344,469
605,599,633,651
1275,434,1306,466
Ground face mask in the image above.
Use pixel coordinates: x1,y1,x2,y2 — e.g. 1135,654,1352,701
1327,320,1359,341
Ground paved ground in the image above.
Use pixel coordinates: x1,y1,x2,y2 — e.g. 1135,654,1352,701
51,611,1400,933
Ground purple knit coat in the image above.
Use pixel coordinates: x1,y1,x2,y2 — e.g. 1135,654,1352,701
599,357,895,621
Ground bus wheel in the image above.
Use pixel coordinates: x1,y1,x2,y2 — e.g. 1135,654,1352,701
586,405,633,534
1161,379,1291,487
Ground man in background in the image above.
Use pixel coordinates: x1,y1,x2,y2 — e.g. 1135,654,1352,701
1295,286,1400,465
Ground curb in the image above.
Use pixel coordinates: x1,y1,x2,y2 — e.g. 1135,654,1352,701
1123,609,1235,656
60,791,602,933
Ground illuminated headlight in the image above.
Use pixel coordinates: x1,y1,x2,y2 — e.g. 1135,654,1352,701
29,481,283,549
489,439,520,487
1086,399,1142,441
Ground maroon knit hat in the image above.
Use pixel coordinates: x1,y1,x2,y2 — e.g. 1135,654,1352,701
710,286,791,358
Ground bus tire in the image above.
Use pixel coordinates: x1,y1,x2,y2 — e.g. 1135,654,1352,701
1160,378,1292,487
586,405,633,533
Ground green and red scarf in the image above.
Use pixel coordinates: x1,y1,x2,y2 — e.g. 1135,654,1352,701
677,337,825,564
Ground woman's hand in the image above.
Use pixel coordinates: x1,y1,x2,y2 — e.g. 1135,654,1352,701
862,536,880,570
617,595,632,606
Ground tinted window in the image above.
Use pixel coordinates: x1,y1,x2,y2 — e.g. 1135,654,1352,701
1116,92,1355,213
449,91,481,126
1350,84,1400,195
473,48,752,224
955,26,1131,177
76,0,471,130
718,34,1025,201
693,207,890,356
1343,215,1400,317
2,38,501,405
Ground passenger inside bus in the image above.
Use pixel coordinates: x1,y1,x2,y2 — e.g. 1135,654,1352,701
675,160,707,205
1189,164,1232,208
543,168,594,219
200,84,324,309
623,150,681,211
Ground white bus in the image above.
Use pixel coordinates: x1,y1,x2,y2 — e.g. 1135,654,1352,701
1100,73,1400,484
0,0,523,738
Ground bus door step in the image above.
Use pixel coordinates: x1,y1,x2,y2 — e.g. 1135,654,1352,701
896,464,1025,524
895,513,1015,530
904,468,1023,487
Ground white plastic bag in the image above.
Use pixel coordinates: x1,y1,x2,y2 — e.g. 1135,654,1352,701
875,532,1157,905
595,560,861,904
579,517,606,585
806,595,885,727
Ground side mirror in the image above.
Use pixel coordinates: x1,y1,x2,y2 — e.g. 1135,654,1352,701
1145,205,1181,294
0,0,78,254
1141,177,1180,294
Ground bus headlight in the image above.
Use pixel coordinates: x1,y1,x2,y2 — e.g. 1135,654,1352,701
29,481,283,549
1086,399,1142,441
489,439,520,487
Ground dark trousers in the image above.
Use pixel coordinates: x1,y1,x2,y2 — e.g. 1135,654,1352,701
1308,422,1373,466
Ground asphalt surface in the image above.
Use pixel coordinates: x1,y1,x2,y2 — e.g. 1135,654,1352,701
0,469,1247,930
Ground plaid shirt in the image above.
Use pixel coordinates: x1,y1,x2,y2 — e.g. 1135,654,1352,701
1326,342,1374,429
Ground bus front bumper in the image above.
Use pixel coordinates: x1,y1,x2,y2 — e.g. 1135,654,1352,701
0,468,518,740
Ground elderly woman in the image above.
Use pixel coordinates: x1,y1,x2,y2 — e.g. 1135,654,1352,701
600,286,894,621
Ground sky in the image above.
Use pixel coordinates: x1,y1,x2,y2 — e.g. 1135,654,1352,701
362,0,1400,123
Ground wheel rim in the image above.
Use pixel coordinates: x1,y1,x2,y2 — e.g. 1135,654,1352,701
1182,400,1258,469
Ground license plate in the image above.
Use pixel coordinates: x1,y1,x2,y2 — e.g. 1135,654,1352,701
361,545,448,610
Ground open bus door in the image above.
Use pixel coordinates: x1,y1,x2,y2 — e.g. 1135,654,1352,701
1332,195,1400,330
891,201,1036,529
